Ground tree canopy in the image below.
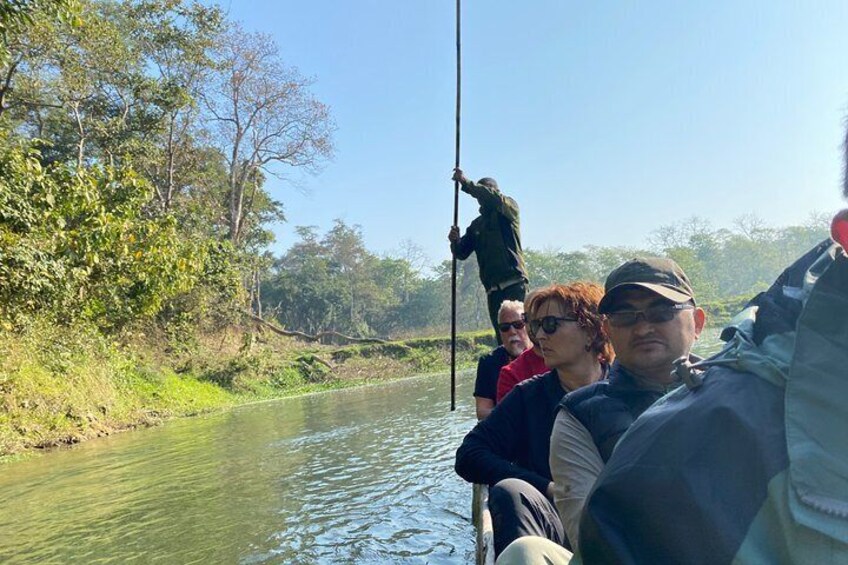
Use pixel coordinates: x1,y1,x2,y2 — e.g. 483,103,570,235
0,0,332,342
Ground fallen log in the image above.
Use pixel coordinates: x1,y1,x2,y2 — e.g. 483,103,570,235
243,312,390,345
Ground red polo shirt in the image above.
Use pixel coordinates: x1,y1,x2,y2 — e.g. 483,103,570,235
496,347,548,403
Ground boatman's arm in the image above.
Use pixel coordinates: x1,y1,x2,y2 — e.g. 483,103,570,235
452,168,519,221
448,223,476,260
549,408,604,552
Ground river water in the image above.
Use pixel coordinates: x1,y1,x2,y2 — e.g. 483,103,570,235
0,329,723,564
0,370,479,564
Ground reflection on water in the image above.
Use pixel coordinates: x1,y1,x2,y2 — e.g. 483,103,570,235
0,329,725,564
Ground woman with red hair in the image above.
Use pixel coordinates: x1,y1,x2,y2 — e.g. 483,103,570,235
455,282,611,557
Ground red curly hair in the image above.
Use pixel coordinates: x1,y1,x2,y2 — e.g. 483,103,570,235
525,282,613,364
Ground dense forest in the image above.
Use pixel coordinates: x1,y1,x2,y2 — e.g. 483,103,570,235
266,214,828,337
0,0,331,338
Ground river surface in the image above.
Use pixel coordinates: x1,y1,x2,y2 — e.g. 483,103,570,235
0,329,723,564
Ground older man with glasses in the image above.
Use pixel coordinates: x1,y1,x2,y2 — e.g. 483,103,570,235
474,300,534,420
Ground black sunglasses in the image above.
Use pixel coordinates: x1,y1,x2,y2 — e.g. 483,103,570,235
498,320,526,332
528,316,578,336
605,303,694,328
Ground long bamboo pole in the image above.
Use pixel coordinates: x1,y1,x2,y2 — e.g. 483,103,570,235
450,0,461,411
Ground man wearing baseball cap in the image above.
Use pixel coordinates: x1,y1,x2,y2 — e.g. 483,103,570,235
548,256,706,551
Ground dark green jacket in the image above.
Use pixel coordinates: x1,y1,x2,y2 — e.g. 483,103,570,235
450,180,527,291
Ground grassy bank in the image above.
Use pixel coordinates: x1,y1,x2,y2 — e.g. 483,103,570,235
0,321,495,461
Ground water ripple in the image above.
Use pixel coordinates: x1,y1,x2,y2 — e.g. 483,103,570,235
0,370,480,564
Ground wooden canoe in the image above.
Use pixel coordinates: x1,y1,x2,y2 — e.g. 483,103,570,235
473,483,495,565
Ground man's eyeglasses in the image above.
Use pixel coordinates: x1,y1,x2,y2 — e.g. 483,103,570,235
605,303,694,328
528,316,578,336
498,320,526,332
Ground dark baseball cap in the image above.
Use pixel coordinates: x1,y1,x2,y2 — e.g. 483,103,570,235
598,256,695,314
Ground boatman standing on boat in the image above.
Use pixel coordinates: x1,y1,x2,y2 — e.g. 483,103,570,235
449,168,528,343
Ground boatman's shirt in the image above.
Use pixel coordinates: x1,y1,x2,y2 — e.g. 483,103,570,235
449,180,527,291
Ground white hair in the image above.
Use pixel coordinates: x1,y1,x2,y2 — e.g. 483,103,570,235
497,300,525,321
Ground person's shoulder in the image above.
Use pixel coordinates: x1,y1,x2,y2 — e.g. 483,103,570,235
513,369,556,393
499,359,517,379
560,380,610,412
496,195,520,219
664,363,782,413
522,350,547,372
479,345,507,363
617,364,785,456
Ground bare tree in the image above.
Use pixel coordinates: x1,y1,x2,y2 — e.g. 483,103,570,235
734,213,773,243
202,23,334,245
394,239,431,274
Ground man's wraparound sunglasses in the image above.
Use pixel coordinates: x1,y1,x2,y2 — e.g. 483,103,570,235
605,303,694,328
528,316,578,336
498,320,526,332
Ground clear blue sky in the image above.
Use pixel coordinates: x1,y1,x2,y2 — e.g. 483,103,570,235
221,0,848,268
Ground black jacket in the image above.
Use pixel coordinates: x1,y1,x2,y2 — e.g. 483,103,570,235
560,362,666,462
473,345,511,401
455,370,565,496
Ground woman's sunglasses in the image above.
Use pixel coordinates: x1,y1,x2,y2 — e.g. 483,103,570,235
528,316,578,336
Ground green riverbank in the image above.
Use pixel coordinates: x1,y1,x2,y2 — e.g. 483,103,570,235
1,304,740,463
0,321,495,462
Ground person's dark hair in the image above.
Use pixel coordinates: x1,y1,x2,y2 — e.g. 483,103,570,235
478,177,499,191
525,282,613,364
